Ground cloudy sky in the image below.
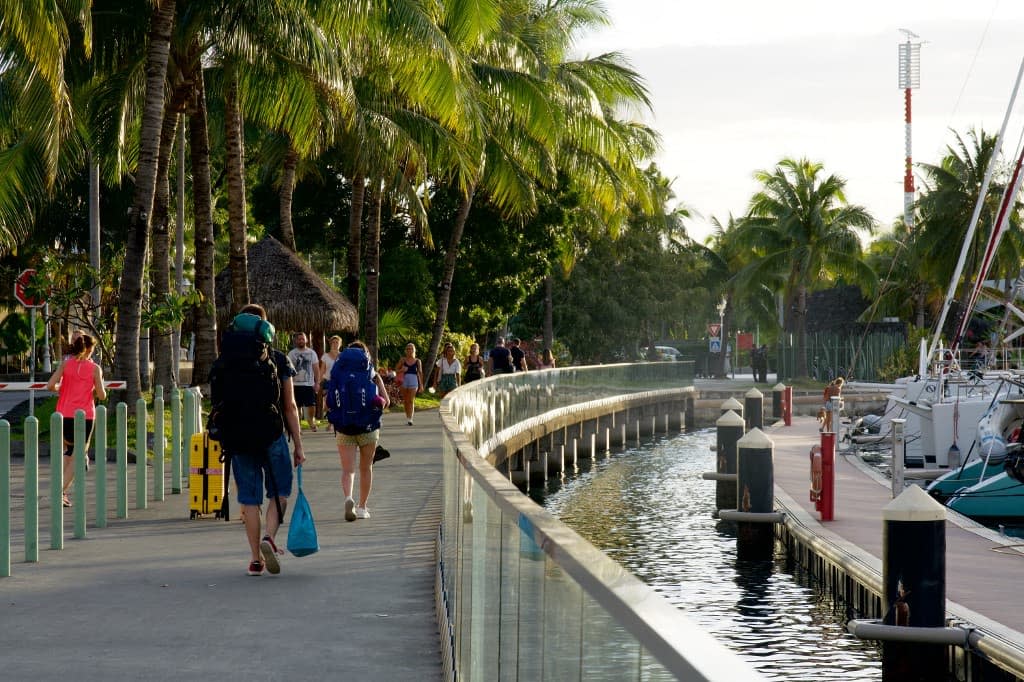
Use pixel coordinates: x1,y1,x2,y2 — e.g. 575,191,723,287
577,0,1024,242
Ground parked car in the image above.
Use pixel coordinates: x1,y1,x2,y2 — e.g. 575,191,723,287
644,346,681,361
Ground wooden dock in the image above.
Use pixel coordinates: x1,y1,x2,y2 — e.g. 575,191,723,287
768,416,1024,677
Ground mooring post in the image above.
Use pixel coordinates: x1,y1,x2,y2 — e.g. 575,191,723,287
891,419,906,498
772,383,786,420
744,387,764,430
783,386,793,426
881,486,947,681
721,397,743,420
735,428,775,560
819,431,836,521
715,410,744,511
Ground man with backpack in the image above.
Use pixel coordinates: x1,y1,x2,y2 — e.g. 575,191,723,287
325,340,390,521
209,303,306,576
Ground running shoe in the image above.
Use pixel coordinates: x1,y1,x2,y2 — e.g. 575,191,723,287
355,506,370,519
260,535,282,575
344,496,356,522
247,560,264,576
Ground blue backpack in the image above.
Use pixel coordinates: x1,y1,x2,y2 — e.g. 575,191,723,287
326,347,383,435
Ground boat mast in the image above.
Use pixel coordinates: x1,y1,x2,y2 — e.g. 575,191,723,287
927,56,1024,364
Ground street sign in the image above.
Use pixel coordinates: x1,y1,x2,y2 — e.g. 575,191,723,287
709,339,722,353
708,323,721,338
14,268,44,307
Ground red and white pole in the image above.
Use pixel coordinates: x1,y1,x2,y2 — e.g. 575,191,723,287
904,86,915,230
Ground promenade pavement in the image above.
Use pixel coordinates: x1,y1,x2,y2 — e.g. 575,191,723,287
0,410,444,681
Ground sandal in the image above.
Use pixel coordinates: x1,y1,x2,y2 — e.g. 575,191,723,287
62,494,71,508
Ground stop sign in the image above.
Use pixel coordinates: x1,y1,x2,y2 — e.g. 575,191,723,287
14,268,44,307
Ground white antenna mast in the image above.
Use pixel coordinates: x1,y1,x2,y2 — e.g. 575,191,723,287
898,29,923,230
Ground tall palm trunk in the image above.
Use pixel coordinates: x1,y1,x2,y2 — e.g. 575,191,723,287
364,183,383,360
224,73,249,311
173,115,186,385
542,273,554,350
278,143,298,252
151,88,188,391
189,68,218,387
113,0,176,403
347,173,365,311
795,285,809,378
424,183,476,378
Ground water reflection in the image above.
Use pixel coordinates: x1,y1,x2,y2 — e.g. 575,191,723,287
538,428,883,681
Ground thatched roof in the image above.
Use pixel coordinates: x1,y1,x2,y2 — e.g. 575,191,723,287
215,235,358,333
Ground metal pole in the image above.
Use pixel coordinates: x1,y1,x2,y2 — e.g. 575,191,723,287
29,308,36,418
0,420,9,577
24,417,38,562
136,398,148,509
94,405,107,527
49,412,63,550
891,418,906,498
73,410,86,538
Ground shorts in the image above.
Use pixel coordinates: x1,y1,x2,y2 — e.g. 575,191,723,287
294,385,317,407
335,429,380,448
62,417,95,450
402,373,419,390
439,374,458,392
231,434,293,505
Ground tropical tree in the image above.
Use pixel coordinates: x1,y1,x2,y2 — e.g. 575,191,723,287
737,157,876,378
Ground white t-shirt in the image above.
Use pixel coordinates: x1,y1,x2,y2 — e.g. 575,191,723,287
287,347,319,387
321,351,338,379
436,356,462,375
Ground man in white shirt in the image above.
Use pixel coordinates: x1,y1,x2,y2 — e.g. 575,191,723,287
287,332,321,431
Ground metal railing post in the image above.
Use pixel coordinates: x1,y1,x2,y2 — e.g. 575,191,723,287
154,393,165,501
49,412,63,550
116,402,127,518
73,410,86,538
136,399,148,509
24,417,38,562
0,420,9,577
170,387,182,493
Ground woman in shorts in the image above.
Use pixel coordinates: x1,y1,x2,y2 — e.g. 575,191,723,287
337,341,390,521
393,342,424,425
433,342,461,397
46,333,106,507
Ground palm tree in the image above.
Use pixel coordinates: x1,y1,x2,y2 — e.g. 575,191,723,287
738,157,876,378
112,0,177,402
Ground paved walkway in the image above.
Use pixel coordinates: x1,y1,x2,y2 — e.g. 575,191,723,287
0,411,444,681
770,416,1024,645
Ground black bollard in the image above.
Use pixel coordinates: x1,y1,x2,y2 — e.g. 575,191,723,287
716,410,744,511
721,397,743,420
735,428,775,560
744,387,764,430
881,486,947,682
772,383,786,420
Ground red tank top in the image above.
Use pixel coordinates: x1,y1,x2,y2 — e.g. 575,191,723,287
56,358,97,420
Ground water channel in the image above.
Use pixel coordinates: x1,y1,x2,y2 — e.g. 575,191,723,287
533,427,883,681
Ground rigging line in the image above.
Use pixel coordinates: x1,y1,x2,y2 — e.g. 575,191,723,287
946,0,1001,128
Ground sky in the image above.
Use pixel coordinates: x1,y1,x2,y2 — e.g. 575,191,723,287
577,0,1024,243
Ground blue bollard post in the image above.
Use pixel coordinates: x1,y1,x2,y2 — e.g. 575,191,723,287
136,399,148,509
116,402,128,518
0,420,9,577
170,388,182,494
49,412,63,550
94,405,107,528
24,417,38,562
73,410,87,538
154,395,165,501
881,486,947,680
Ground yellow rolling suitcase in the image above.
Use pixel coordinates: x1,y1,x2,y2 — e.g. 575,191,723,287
189,432,228,519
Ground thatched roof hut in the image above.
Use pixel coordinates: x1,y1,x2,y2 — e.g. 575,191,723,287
215,235,358,334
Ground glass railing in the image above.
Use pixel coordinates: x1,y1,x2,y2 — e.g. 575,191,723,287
438,362,764,681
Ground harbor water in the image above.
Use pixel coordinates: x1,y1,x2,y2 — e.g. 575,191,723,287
534,428,883,681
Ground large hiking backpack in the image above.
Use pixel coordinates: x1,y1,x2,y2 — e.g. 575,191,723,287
326,347,383,435
208,313,283,454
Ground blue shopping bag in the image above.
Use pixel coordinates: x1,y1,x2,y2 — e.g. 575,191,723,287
287,466,319,557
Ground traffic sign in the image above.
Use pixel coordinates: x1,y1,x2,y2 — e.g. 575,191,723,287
708,323,721,339
709,339,722,353
14,268,44,307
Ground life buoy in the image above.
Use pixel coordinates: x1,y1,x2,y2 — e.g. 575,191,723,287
809,445,822,502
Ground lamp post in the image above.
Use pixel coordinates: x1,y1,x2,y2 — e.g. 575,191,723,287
716,297,727,378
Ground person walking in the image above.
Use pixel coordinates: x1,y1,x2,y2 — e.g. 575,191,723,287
463,343,485,383
46,333,106,508
211,304,305,576
487,337,513,375
287,332,321,432
509,337,528,372
334,341,390,521
393,342,424,425
432,342,461,398
538,348,557,369
822,377,844,432
320,335,342,383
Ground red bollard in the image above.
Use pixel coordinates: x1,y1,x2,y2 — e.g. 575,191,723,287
783,386,793,426
819,431,835,521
